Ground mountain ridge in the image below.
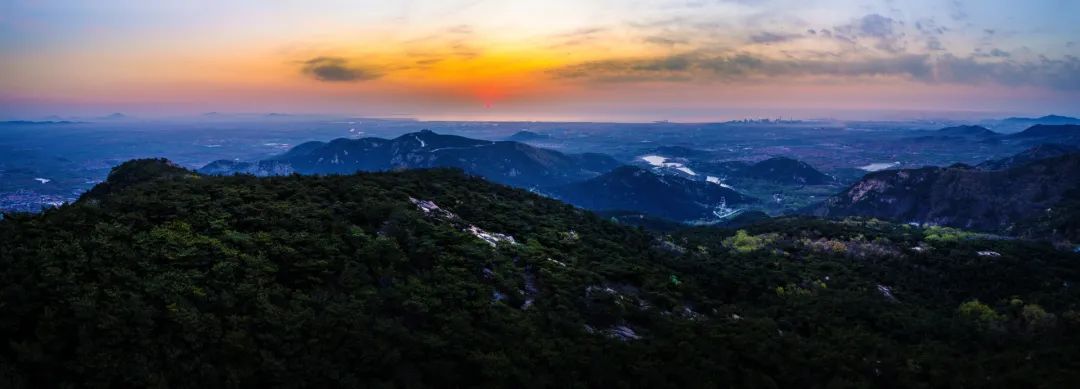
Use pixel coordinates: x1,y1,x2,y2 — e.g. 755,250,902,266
1008,124,1080,139
695,156,832,185
200,130,622,188
809,152,1080,234
976,144,1079,170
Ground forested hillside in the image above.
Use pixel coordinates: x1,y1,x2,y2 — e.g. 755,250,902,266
1,159,1079,388
811,153,1080,235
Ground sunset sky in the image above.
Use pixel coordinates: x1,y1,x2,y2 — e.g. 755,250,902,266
1,0,1078,121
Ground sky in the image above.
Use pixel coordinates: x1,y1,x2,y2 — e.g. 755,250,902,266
1,0,1078,121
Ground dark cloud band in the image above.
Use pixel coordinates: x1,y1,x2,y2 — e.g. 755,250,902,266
301,57,381,82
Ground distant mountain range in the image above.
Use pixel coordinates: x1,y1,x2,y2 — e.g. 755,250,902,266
992,115,1080,133
4,113,131,123
0,120,81,125
201,131,773,222
199,127,1080,228
545,166,757,221
201,130,620,188
976,144,1078,170
695,157,833,185
901,125,1002,144
505,130,551,142
1002,115,1080,126
903,124,1080,145
99,113,129,120
934,125,1000,138
810,146,1080,234
1007,124,1080,140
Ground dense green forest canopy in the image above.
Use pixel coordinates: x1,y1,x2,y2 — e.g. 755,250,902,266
1,159,1079,388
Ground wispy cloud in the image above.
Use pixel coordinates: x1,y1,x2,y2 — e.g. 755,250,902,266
548,27,609,48
402,24,483,61
551,51,1080,90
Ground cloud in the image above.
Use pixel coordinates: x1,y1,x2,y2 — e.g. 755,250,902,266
832,14,906,53
854,14,897,38
948,0,968,21
715,0,770,5
402,24,483,60
934,54,1080,89
748,31,800,44
549,51,1080,90
925,37,945,51
644,35,688,47
914,19,948,35
300,57,380,82
549,27,609,48
551,52,932,82
549,55,696,82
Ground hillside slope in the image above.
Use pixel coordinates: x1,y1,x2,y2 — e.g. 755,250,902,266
695,157,832,185
1007,124,1080,144
1,159,1079,387
976,144,1078,170
738,157,833,185
546,166,757,221
810,153,1080,233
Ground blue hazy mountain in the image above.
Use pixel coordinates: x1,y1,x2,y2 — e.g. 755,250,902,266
994,115,1080,133
505,130,552,142
934,125,999,137
902,125,1000,144
200,130,622,188
546,165,757,221
695,157,833,185
1007,124,1080,141
976,144,1079,170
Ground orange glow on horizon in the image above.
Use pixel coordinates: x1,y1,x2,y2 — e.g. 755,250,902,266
3,0,1077,119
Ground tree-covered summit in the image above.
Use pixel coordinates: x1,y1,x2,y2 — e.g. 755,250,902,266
1,159,1078,388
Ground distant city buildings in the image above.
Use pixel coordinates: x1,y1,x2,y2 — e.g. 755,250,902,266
0,190,75,213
